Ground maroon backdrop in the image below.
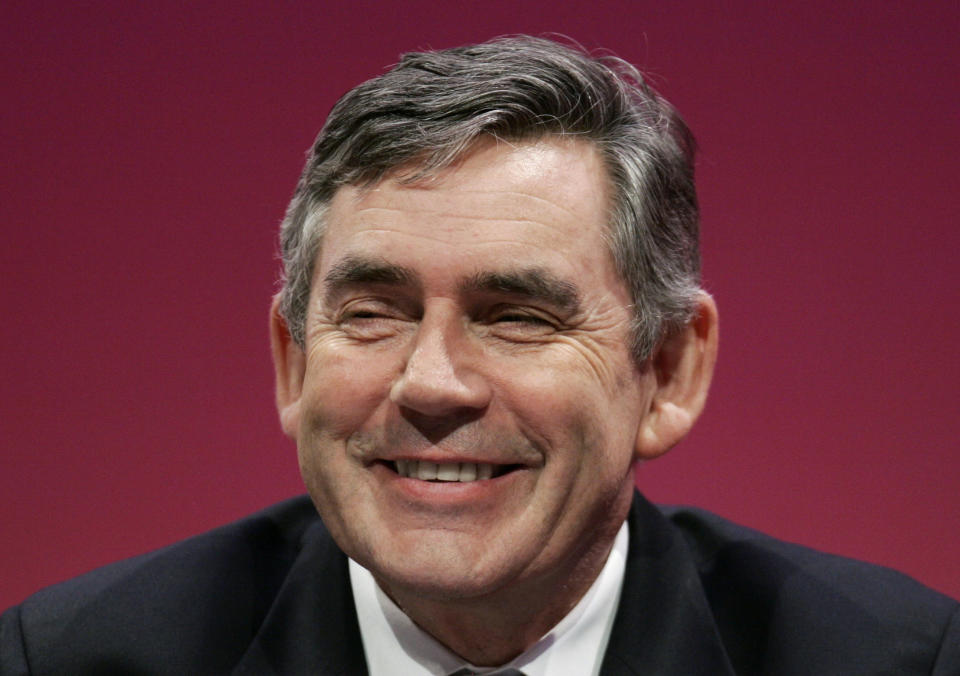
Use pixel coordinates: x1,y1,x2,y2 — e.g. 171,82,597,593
3,1,958,609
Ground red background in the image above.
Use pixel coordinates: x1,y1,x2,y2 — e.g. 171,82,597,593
3,1,958,609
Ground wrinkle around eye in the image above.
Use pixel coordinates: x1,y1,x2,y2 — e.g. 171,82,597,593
547,329,641,391
332,300,418,341
340,316,414,341
479,315,562,343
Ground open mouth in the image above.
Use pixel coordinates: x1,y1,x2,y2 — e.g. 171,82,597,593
384,459,521,482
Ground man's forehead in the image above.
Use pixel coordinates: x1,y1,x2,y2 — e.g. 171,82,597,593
328,137,612,232
312,137,626,310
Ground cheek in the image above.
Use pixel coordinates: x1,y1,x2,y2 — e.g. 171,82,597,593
558,337,641,400
491,350,648,481
496,371,632,457
496,342,644,421
300,345,399,439
296,351,390,515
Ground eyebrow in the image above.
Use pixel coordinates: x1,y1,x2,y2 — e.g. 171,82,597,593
322,255,581,315
322,255,418,305
460,268,581,314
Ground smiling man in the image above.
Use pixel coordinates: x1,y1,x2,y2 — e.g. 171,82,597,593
3,36,958,676
273,136,703,669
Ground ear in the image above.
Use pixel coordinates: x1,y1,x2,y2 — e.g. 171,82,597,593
635,291,718,461
269,294,306,439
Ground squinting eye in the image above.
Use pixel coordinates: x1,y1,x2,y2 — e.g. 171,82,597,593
485,308,559,338
335,301,411,337
495,314,551,325
338,301,397,323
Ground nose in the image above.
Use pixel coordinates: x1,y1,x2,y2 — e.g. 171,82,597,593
389,304,492,418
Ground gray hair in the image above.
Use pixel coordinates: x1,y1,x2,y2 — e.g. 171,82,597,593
278,35,700,361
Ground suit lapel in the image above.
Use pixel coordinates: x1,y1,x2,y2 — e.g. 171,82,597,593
600,493,735,675
232,520,368,675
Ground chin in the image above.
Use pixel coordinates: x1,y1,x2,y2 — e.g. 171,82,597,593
364,537,529,603
375,567,512,604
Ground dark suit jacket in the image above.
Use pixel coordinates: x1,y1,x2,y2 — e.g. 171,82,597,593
3,493,958,675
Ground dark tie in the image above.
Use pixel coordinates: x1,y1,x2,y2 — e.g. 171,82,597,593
447,669,527,676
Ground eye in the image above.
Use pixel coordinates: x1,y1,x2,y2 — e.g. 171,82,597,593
346,309,387,320
493,313,552,325
339,306,388,323
337,301,411,339
484,306,558,339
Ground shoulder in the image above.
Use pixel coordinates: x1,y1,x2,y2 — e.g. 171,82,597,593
1,495,324,675
660,504,960,675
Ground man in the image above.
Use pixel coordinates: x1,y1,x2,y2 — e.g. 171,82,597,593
2,36,958,675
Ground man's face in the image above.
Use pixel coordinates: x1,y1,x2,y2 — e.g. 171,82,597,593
285,138,660,601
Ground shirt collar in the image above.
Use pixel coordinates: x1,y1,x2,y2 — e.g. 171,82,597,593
350,520,629,676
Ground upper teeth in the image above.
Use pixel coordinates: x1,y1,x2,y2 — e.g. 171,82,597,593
395,460,495,482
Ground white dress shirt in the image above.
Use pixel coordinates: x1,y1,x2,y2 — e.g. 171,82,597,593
349,521,628,676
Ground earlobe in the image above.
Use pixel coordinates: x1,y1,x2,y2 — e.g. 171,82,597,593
269,295,306,439
634,292,718,460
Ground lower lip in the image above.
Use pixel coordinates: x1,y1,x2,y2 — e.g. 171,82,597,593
371,462,525,506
